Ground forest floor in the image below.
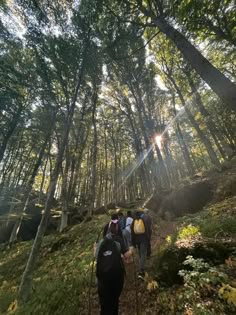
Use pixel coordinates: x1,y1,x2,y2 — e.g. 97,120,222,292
0,197,236,315
85,219,177,315
78,197,236,315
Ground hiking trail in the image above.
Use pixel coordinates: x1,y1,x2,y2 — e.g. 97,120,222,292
85,217,176,315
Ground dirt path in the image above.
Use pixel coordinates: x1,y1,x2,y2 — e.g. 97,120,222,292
86,218,177,315
119,219,176,315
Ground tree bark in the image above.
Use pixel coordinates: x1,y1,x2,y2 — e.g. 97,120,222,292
172,94,195,176
151,16,236,111
179,93,221,168
18,36,88,303
59,146,70,232
87,84,98,217
186,74,234,159
0,104,23,163
9,133,51,244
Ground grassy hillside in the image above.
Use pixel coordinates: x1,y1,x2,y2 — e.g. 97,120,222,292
0,215,108,315
0,197,236,315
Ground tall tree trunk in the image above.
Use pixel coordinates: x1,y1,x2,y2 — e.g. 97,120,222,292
186,74,234,159
38,156,48,204
172,95,195,175
167,75,221,168
104,128,109,205
0,104,23,162
87,85,98,217
120,97,150,193
59,146,70,232
9,134,51,244
18,38,88,303
154,143,170,188
150,16,236,111
127,84,159,186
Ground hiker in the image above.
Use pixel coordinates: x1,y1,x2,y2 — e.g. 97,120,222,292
122,210,133,248
131,208,152,277
118,211,126,231
144,208,152,257
117,210,129,248
103,213,123,239
95,218,129,315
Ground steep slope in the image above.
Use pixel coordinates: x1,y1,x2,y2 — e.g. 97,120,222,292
0,197,236,315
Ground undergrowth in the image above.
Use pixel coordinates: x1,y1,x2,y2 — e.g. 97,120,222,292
0,215,108,315
152,197,236,314
1,197,236,315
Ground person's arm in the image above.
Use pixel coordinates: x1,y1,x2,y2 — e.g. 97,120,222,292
116,236,132,262
118,235,128,254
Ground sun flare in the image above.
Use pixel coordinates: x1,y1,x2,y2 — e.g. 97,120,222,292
155,135,162,148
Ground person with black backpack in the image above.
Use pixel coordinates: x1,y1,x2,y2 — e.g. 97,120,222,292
103,213,123,239
130,208,152,278
95,218,129,315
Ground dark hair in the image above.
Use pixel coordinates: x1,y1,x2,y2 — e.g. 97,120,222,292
118,212,123,217
111,213,118,220
127,211,132,217
109,222,118,234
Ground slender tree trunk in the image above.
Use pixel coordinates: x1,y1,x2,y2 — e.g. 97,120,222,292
167,75,222,168
127,85,159,187
172,95,195,175
59,147,70,232
175,123,195,175
150,16,236,111
38,156,48,204
122,102,151,193
186,74,233,159
18,38,88,302
87,85,98,217
9,134,51,244
154,143,170,188
0,105,23,162
104,129,109,205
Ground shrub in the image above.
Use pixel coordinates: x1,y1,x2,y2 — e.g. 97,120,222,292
178,255,230,314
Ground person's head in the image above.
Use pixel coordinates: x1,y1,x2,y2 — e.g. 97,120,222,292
127,210,132,218
111,213,119,220
118,211,123,218
136,207,144,217
109,219,119,235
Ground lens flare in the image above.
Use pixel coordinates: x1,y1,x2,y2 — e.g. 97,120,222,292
155,135,162,148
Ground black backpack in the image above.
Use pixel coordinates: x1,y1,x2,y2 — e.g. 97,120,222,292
96,236,124,280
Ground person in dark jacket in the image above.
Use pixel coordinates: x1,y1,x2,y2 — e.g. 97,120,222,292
131,208,152,277
96,219,129,315
103,213,124,239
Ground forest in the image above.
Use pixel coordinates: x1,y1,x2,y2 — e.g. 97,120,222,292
0,0,236,314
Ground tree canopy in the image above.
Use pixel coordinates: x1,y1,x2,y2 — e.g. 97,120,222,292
0,0,235,303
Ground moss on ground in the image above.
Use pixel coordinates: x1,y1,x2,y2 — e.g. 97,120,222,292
1,197,236,315
0,214,109,315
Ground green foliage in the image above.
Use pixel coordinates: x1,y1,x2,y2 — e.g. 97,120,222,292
178,224,200,240
177,197,236,239
0,215,107,315
219,284,236,306
173,0,236,45
178,255,229,314
200,217,236,238
15,278,83,315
